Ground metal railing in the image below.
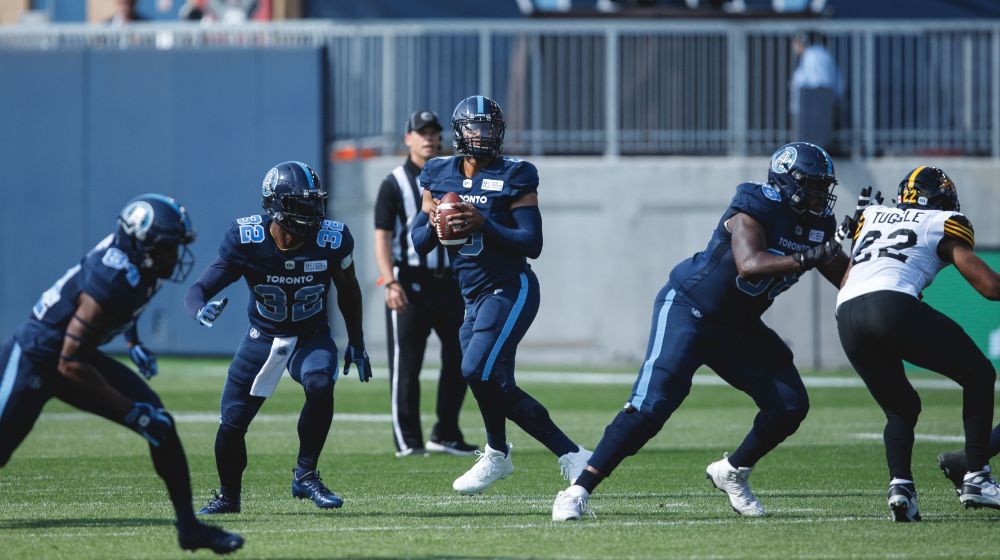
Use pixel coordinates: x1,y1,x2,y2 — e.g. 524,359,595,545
2,20,998,157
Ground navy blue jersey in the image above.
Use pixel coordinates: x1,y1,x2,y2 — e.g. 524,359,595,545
419,156,539,299
217,215,354,337
15,235,159,362
667,182,836,321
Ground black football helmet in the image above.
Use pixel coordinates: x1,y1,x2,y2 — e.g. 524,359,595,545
767,142,838,217
451,95,505,159
116,194,197,282
897,166,959,211
261,161,328,236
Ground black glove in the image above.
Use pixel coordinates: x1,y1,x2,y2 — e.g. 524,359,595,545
853,186,883,223
793,239,842,271
834,215,856,244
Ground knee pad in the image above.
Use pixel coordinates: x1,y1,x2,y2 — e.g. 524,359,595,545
219,419,249,436
765,407,808,437
302,370,334,399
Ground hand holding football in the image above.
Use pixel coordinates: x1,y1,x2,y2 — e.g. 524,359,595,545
435,192,468,246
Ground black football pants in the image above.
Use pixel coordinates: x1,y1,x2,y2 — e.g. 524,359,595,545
386,269,467,452
837,290,996,481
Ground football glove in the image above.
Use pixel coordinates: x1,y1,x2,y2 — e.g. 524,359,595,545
343,344,372,383
793,239,842,271
196,297,228,328
853,186,883,222
129,343,158,380
124,402,173,447
834,215,856,244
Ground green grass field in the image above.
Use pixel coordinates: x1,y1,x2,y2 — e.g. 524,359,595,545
1,358,997,559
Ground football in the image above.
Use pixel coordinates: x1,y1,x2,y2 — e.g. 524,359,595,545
436,192,468,246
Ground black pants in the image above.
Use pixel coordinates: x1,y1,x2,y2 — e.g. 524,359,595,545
386,267,467,452
837,290,996,481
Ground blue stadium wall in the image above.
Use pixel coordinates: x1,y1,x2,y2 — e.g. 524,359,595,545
0,47,325,355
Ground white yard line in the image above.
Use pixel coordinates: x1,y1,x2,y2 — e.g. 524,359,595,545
851,432,965,443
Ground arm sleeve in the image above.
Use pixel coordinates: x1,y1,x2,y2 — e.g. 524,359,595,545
482,205,543,259
374,176,399,230
184,257,242,320
410,211,438,256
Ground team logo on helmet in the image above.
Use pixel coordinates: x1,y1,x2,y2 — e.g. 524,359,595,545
119,200,154,241
770,146,797,174
262,167,279,197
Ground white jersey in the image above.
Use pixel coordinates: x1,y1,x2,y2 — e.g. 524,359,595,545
836,205,975,308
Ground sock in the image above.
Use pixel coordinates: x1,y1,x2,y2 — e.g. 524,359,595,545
468,378,508,454
148,419,197,528
574,469,603,494
215,423,247,499
890,478,914,486
503,387,576,457
297,371,335,472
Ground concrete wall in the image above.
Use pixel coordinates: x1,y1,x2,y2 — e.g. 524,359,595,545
334,155,1000,369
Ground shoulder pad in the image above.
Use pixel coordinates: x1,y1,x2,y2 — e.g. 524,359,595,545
233,215,266,245
100,247,141,287
943,213,975,247
506,159,539,190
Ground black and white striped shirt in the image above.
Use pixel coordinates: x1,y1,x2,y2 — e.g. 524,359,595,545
374,158,449,274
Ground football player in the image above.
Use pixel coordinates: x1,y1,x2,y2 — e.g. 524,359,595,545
410,95,592,495
186,161,371,514
836,166,1000,521
0,195,243,554
552,142,852,521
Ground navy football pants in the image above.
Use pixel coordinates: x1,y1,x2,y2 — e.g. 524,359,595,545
458,270,577,456
589,284,809,476
0,337,197,525
214,330,338,495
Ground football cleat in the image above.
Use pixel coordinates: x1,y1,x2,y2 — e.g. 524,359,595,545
176,521,244,554
292,469,344,509
557,446,593,484
959,469,1000,510
937,450,967,495
706,453,765,517
552,488,593,522
395,447,430,458
427,439,479,457
452,443,513,495
196,490,240,515
887,481,921,522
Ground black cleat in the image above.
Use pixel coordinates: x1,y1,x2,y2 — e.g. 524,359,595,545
937,451,967,496
887,482,921,522
177,521,244,554
426,439,479,456
196,490,241,515
292,469,343,509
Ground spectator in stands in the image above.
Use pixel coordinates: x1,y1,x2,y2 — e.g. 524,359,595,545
107,0,147,26
790,32,844,149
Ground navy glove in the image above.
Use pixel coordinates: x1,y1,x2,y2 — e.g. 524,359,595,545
124,402,173,447
793,239,842,271
196,297,228,327
343,344,372,382
128,343,158,380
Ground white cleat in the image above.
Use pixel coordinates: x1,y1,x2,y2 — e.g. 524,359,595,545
558,446,593,484
705,453,766,517
959,469,1000,510
452,443,513,495
552,487,593,521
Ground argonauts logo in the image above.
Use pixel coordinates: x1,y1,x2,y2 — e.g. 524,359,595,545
262,167,279,197
770,146,797,174
120,201,154,241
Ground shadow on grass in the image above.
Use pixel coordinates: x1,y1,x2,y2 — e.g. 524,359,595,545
0,517,173,530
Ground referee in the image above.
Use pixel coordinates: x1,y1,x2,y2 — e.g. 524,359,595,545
374,110,477,457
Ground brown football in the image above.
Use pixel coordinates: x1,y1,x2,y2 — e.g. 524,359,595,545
436,192,468,246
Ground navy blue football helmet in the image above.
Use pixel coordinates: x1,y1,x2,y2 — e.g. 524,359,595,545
451,95,505,159
261,161,328,236
767,142,838,217
116,194,197,282
897,166,959,211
